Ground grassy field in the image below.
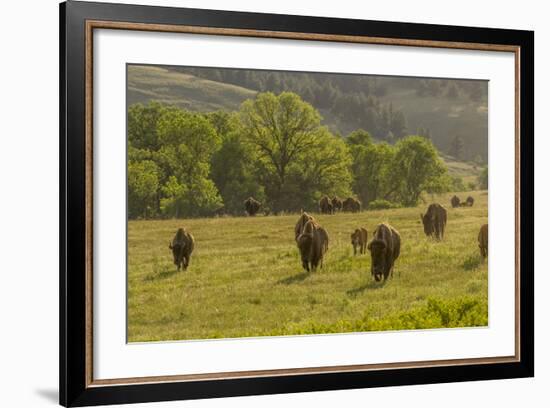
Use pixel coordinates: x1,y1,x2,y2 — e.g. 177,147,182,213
128,190,488,342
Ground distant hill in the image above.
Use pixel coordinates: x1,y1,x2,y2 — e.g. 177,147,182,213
127,65,488,163
128,65,256,111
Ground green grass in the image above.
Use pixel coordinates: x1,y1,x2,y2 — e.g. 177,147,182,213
128,190,488,342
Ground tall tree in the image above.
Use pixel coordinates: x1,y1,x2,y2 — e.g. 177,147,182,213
388,136,448,206
239,92,351,212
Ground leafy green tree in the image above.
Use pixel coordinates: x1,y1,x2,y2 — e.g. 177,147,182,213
155,109,223,217
128,160,159,218
347,130,395,205
128,102,171,150
239,92,352,212
388,136,448,206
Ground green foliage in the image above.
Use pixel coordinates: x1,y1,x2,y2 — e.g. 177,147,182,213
276,296,488,335
388,136,448,206
128,94,461,218
367,199,401,210
478,166,488,190
128,160,159,219
128,102,223,218
347,130,395,205
239,92,352,212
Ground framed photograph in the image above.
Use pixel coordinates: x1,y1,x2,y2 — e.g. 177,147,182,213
60,1,534,406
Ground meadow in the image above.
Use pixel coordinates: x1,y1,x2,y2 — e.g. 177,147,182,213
127,190,488,342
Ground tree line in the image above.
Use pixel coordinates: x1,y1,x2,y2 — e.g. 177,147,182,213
174,67,483,143
128,91,476,219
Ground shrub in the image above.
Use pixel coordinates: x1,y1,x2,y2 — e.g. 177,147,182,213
368,199,401,210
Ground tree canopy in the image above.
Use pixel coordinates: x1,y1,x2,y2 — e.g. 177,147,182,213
127,92,455,219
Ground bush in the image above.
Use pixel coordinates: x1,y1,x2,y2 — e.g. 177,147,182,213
269,296,488,335
368,199,401,210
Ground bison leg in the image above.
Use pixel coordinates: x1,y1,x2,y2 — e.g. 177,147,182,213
353,244,357,256
302,259,310,272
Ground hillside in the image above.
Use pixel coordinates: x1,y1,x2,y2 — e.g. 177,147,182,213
127,65,487,167
128,65,256,111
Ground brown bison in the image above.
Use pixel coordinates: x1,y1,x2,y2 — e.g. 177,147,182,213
342,197,361,213
451,195,460,208
319,195,334,214
421,203,447,240
169,228,195,271
294,211,315,241
367,223,401,282
331,196,343,212
297,219,329,272
478,224,488,258
351,227,368,255
244,197,261,216
466,196,475,207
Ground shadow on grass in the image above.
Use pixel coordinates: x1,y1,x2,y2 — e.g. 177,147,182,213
277,271,311,285
144,266,180,282
346,280,386,297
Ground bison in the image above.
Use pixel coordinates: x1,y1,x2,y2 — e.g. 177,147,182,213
331,196,343,212
421,203,447,240
169,228,195,271
478,224,488,258
244,197,261,216
451,195,460,208
367,223,400,282
297,219,329,272
294,211,315,241
466,196,475,207
319,195,334,214
351,227,368,255
342,197,361,213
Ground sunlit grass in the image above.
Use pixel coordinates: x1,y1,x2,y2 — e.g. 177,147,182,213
128,190,488,342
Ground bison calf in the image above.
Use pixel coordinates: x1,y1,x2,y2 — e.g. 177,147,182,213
351,228,368,255
421,203,447,240
169,228,195,271
368,223,400,282
478,224,488,258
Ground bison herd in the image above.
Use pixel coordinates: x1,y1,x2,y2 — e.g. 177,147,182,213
451,195,475,208
168,196,488,283
319,195,360,214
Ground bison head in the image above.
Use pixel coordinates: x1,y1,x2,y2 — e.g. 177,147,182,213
420,213,434,237
367,239,387,282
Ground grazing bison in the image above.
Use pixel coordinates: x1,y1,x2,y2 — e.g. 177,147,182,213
244,197,261,216
351,227,368,255
294,211,316,241
421,203,447,240
478,224,488,258
169,228,195,271
367,223,401,282
297,219,329,272
342,197,361,213
331,196,343,212
319,195,334,214
451,195,460,208
466,196,475,207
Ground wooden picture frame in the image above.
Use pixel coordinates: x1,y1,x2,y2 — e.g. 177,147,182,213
60,1,534,406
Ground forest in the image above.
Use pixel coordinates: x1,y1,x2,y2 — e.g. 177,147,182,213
128,92,487,219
